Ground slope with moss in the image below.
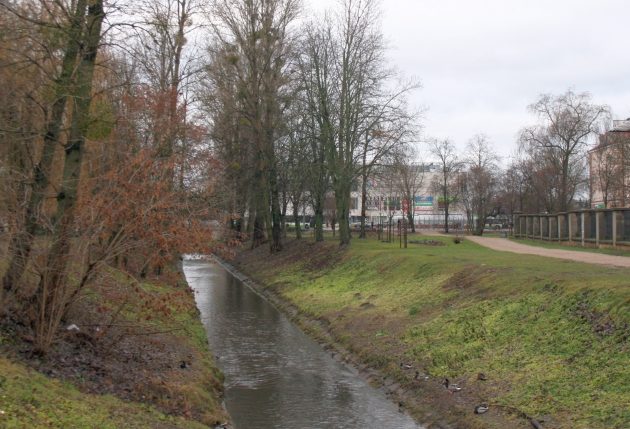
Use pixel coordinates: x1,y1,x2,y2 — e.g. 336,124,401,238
0,354,210,429
0,265,229,429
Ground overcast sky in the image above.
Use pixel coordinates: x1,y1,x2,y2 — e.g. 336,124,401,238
307,0,630,162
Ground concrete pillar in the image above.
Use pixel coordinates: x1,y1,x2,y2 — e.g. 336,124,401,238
568,213,575,243
580,212,586,247
612,210,618,248
618,209,627,244
596,211,602,246
532,216,538,238
540,216,545,240
558,215,565,241
549,216,557,241
526,216,532,238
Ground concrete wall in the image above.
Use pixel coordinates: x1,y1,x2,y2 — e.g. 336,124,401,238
514,208,630,248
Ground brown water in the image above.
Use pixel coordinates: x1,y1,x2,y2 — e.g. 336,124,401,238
184,259,423,429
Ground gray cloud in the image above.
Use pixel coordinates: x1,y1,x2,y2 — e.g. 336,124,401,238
307,0,630,159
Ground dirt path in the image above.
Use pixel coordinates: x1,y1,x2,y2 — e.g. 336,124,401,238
465,236,630,268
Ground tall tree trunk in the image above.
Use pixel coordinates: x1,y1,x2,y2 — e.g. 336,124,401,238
443,178,450,233
359,135,368,239
2,0,88,293
335,180,351,246
293,199,302,240
31,0,105,353
270,186,283,252
406,210,415,234
359,168,368,239
560,155,570,212
265,116,282,253
251,210,266,249
251,144,268,249
475,212,485,236
313,197,324,242
444,203,450,234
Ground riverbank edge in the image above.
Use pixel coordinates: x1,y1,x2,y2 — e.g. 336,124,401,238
214,255,523,429
0,262,232,429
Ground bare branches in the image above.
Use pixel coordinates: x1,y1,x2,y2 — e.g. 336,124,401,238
519,89,610,212
429,138,461,233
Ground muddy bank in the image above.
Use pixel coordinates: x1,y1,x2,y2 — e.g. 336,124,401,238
0,265,230,428
226,241,534,429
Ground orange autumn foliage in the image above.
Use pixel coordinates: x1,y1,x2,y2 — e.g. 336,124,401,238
76,148,219,276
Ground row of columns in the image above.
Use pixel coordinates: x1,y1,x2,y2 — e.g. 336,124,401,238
514,209,630,248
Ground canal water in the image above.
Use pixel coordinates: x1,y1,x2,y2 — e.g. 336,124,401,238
183,259,423,429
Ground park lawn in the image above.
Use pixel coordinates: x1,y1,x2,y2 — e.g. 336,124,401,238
238,234,630,429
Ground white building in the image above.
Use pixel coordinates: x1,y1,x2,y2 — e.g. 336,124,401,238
346,163,466,227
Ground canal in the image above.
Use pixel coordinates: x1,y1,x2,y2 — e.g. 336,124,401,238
183,259,423,429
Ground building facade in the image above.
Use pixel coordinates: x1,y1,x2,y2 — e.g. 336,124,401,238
589,119,630,208
346,163,465,227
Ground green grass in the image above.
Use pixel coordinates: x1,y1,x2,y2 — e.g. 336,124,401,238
0,357,208,429
243,235,630,429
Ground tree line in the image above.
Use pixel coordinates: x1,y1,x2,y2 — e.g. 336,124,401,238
0,0,224,352
0,0,422,352
0,0,620,352
429,89,613,236
204,0,420,250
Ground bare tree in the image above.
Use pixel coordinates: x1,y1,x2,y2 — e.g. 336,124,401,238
32,0,106,353
0,0,108,352
520,89,609,212
296,20,333,242
1,0,91,295
461,134,500,235
497,157,529,226
207,0,300,252
430,138,461,233
283,113,311,239
202,43,252,235
299,0,417,246
130,0,202,173
392,145,424,233
357,105,419,239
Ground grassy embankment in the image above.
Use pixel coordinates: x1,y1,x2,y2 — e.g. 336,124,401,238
236,234,630,429
0,355,209,429
0,259,228,429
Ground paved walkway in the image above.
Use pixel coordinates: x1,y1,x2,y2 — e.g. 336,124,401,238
465,236,630,268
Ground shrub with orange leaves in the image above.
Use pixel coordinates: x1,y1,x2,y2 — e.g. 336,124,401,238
76,148,220,277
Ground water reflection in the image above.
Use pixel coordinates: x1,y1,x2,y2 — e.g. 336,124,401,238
184,260,422,429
